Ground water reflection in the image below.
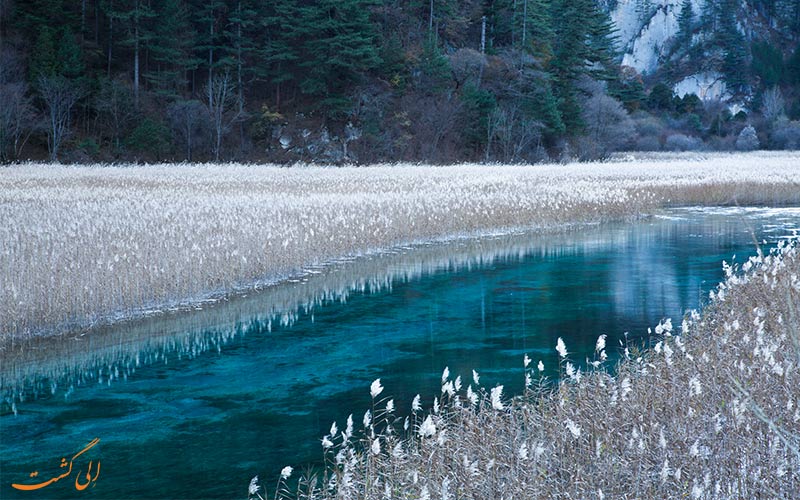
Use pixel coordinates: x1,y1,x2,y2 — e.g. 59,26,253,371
1,223,641,407
2,207,799,410
1,207,799,500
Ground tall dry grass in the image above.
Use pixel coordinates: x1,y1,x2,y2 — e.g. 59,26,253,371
249,238,800,499
2,152,800,341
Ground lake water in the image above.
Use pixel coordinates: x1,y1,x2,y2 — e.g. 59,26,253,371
1,207,799,499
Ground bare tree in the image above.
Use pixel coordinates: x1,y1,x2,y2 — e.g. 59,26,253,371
761,86,785,123
486,104,543,163
405,93,462,163
580,80,634,159
95,77,135,151
449,48,486,88
0,82,36,162
38,76,84,162
735,124,760,151
0,48,35,162
203,72,242,161
168,99,209,161
342,122,361,160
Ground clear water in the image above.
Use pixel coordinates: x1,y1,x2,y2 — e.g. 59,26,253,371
1,207,799,499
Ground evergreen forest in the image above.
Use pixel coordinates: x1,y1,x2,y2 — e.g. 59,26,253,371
1,0,800,163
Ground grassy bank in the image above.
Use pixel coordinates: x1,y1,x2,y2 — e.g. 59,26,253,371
2,152,800,341
249,238,800,499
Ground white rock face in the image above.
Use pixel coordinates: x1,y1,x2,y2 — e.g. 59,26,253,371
673,72,728,100
611,0,741,103
621,5,678,74
612,0,649,51
612,0,704,75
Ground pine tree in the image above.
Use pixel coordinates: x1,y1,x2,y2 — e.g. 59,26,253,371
717,0,747,93
58,28,85,80
145,0,196,96
751,41,783,87
549,0,618,133
584,2,620,82
295,0,382,117
460,83,496,151
110,0,155,109
518,0,554,62
418,34,451,94
609,66,645,111
677,0,693,45
15,0,75,34
259,0,299,110
700,0,719,30
29,28,60,81
407,0,458,34
776,0,800,35
194,0,227,108
15,0,81,81
786,46,800,84
549,0,585,132
482,0,514,49
225,0,260,115
523,73,565,136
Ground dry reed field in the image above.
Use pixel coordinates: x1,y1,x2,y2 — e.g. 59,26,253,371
248,238,800,500
2,152,800,341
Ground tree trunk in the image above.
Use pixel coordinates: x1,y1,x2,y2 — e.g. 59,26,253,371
237,1,245,150
208,15,214,110
187,124,192,161
134,32,139,109
236,1,243,115
522,0,528,46
481,16,486,53
95,0,100,45
133,2,140,110
512,0,517,45
107,4,113,79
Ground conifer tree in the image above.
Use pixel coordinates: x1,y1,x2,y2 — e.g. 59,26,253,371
57,29,85,80
145,0,196,96
260,0,300,111
717,0,748,93
295,0,382,116
29,28,60,81
110,0,154,109
677,0,694,45
225,0,260,115
700,0,721,31
518,0,555,62
549,0,618,133
194,0,227,108
584,3,620,81
418,34,452,94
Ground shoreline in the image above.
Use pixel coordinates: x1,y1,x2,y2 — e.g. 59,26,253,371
2,152,800,343
0,217,625,348
249,235,800,499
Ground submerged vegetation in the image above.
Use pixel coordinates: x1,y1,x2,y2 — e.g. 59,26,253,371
249,238,800,499
2,153,800,341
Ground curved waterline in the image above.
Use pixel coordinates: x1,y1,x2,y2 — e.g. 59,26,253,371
1,207,800,500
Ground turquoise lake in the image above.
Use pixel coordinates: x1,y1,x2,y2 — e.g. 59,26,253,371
1,207,799,499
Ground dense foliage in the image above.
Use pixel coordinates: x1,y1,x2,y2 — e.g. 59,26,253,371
0,0,799,163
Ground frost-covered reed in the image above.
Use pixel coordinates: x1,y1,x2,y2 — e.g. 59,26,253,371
2,152,800,341
250,237,800,499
